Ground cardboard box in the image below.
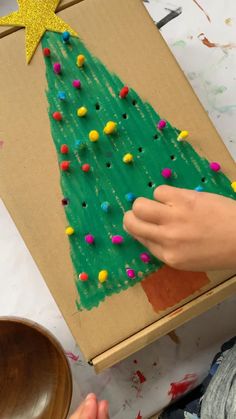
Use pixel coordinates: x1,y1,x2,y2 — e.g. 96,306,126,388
0,0,235,372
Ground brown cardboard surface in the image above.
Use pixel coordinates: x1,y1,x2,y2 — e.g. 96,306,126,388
0,0,235,362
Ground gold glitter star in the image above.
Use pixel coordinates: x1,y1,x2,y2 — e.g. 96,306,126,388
0,0,77,63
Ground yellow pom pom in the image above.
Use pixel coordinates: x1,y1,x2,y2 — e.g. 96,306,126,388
65,226,74,236
89,130,99,142
231,181,236,192
123,153,133,164
77,54,85,67
103,121,117,135
77,106,87,117
98,270,108,283
177,130,189,141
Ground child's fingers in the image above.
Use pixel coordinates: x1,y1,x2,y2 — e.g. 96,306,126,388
154,185,188,204
70,394,98,419
132,197,169,224
98,400,110,419
135,235,165,262
123,211,161,242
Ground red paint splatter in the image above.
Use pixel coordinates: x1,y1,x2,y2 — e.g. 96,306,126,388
198,33,236,49
136,370,146,384
192,0,211,22
168,374,198,401
136,411,142,419
65,351,80,362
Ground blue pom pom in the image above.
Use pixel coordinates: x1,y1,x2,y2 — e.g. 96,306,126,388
125,192,136,203
62,31,70,42
195,186,204,192
101,202,110,213
58,91,66,101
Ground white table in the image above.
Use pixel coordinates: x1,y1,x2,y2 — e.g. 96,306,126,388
1,1,236,418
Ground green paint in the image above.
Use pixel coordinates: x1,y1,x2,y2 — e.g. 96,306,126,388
172,40,186,48
42,32,235,310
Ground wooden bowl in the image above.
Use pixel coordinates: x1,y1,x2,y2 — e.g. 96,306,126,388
0,317,72,419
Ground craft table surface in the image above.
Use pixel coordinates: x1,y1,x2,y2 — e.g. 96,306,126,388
1,1,236,418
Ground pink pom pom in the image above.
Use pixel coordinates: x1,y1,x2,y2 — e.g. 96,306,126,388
112,235,124,244
53,62,61,74
73,79,81,89
157,120,166,130
85,234,94,244
140,252,151,263
126,268,136,279
209,162,221,172
161,168,172,179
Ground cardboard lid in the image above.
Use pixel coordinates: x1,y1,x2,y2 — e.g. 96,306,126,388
0,0,235,360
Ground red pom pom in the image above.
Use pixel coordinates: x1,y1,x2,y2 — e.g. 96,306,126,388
60,161,70,171
79,272,88,281
119,86,129,99
82,163,90,172
61,144,69,154
43,47,51,57
53,111,62,121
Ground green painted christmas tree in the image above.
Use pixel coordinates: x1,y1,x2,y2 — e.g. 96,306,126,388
42,31,235,310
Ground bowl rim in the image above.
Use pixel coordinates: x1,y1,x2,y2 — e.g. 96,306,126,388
0,316,73,419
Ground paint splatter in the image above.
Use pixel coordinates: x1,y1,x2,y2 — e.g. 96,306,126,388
65,351,80,362
0,140,4,149
136,370,146,384
168,331,180,344
225,18,232,26
133,359,138,364
136,411,142,419
172,40,186,48
198,33,236,49
168,374,198,401
192,0,211,22
156,7,182,29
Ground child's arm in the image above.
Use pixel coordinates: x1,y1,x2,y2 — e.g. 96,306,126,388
123,185,236,271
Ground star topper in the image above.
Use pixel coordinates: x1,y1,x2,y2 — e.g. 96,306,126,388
0,0,77,63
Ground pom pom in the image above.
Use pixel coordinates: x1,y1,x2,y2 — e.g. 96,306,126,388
161,168,172,178
60,144,69,154
43,47,51,57
52,111,62,121
60,161,70,171
157,120,166,130
73,79,81,89
111,235,124,244
177,130,189,141
85,234,94,244
119,86,129,98
57,91,66,101
101,202,110,212
195,186,204,192
77,54,85,67
126,268,136,279
81,163,90,172
123,153,133,164
77,106,87,117
79,272,88,281
89,130,99,142
62,31,70,42
103,121,117,135
53,62,61,74
209,162,221,172
125,192,136,203
140,252,151,263
231,181,236,192
65,226,74,236
98,270,108,283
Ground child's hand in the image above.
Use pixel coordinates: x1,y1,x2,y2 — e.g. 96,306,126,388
123,185,236,272
70,394,109,419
